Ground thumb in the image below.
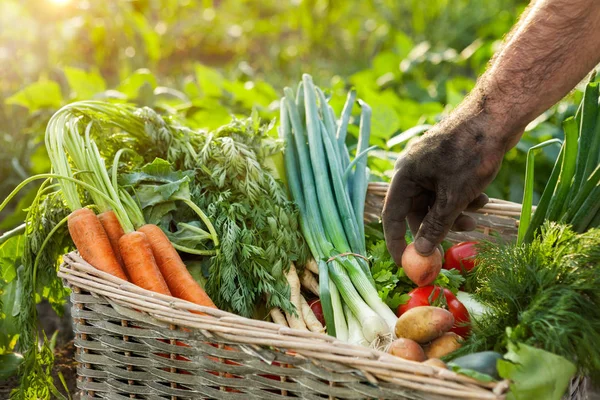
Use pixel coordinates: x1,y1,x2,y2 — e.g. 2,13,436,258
414,195,464,256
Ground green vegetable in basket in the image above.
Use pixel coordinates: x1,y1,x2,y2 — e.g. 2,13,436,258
498,339,576,400
519,74,600,243
455,222,600,379
280,74,398,344
44,101,309,318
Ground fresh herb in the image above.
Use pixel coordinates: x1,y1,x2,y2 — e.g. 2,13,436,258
457,222,600,377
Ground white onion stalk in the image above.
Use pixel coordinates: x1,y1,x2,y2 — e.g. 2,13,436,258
344,305,368,347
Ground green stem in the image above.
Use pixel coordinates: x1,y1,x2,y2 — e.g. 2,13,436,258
0,223,26,245
176,198,219,248
32,215,70,285
546,118,579,221
343,145,378,183
517,139,563,245
0,174,127,227
172,243,217,256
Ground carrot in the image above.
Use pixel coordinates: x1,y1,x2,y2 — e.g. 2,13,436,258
68,208,128,281
119,231,171,296
98,210,125,267
138,224,216,309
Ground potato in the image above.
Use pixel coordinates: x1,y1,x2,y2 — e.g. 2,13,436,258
395,306,454,344
422,358,448,369
424,332,463,358
401,243,442,286
388,338,426,362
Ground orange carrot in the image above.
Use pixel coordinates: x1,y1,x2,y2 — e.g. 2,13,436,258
98,210,125,267
68,208,128,281
119,231,171,296
138,224,216,309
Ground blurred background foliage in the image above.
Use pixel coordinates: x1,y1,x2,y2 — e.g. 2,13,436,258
0,0,582,232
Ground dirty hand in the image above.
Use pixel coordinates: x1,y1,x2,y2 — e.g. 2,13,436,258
381,111,507,265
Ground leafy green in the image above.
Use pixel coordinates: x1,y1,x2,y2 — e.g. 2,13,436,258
0,352,23,379
458,223,600,377
498,340,576,400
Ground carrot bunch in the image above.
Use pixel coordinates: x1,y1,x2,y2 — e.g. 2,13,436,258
67,208,216,309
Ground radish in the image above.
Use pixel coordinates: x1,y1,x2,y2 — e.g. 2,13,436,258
401,243,442,286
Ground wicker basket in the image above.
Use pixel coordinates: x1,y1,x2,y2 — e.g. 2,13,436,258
57,182,586,400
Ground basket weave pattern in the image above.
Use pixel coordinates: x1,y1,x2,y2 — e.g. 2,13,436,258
59,182,588,399
60,252,507,400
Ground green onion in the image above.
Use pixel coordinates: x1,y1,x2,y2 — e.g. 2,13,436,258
517,139,563,245
281,74,397,345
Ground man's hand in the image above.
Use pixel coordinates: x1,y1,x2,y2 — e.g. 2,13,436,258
382,101,506,263
382,0,600,263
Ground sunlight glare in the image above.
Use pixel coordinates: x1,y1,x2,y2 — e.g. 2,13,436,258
49,0,72,6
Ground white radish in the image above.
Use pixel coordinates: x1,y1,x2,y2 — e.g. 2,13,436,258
305,258,319,275
270,308,288,327
300,269,319,296
284,263,308,330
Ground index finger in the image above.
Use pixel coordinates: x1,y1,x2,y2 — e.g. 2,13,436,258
382,168,418,266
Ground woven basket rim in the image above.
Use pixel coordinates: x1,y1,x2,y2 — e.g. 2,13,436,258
59,252,509,400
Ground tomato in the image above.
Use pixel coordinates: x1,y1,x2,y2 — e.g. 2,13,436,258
396,286,471,338
443,241,479,274
308,299,325,326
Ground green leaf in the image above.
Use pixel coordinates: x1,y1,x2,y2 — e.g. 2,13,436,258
370,102,401,139
195,63,224,98
119,158,194,187
130,11,161,61
0,352,23,379
5,80,63,111
117,69,157,99
498,341,576,400
63,66,106,100
0,235,24,284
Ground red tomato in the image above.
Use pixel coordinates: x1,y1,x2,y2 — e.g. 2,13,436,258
443,241,479,274
396,286,471,338
308,299,325,326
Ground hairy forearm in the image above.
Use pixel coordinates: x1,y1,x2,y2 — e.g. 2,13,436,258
463,0,600,149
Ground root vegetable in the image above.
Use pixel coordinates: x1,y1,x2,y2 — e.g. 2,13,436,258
395,306,454,344
68,208,128,281
424,332,463,358
305,258,319,275
388,338,426,362
270,308,288,327
138,224,216,310
301,296,325,333
119,231,171,295
284,263,307,330
98,210,125,267
300,269,319,296
401,243,442,286
422,358,447,369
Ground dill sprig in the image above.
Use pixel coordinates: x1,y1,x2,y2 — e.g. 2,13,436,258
456,222,600,377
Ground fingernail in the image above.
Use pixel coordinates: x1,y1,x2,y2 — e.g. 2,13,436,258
415,237,435,255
